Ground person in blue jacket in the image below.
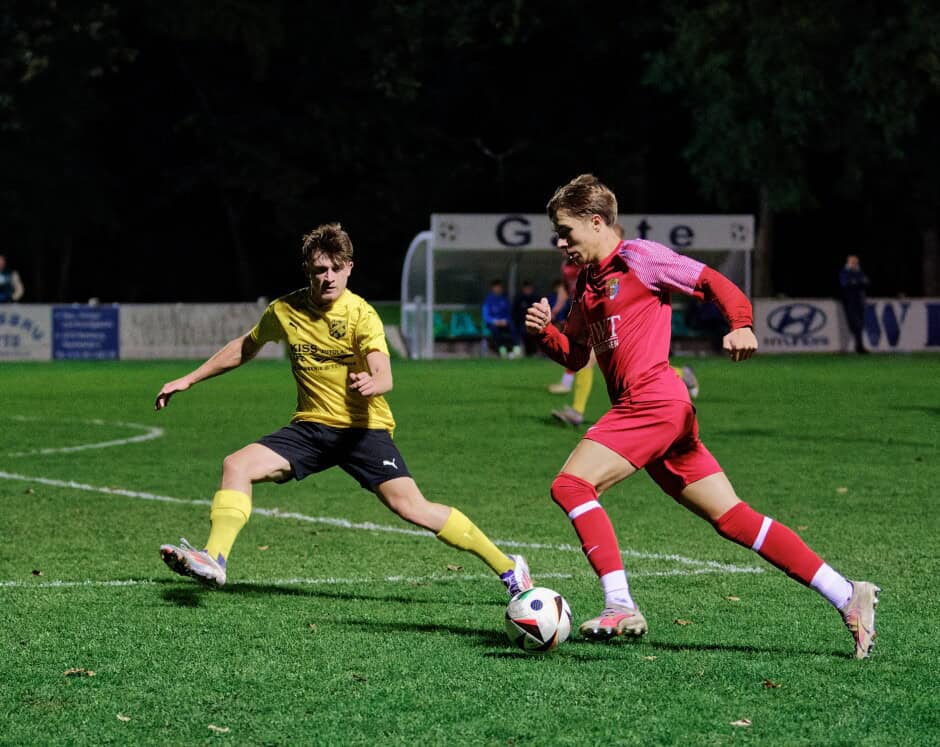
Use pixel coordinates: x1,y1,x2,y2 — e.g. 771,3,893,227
482,279,520,357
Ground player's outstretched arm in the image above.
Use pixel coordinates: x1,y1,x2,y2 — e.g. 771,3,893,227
154,333,262,410
348,350,393,398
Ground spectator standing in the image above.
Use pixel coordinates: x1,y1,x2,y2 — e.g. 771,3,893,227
839,254,869,354
0,255,25,302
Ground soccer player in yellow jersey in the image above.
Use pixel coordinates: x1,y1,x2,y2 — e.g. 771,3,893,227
155,223,532,597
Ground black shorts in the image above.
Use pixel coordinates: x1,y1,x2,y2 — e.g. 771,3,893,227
256,421,411,490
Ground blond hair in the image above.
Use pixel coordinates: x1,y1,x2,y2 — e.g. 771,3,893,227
547,174,618,226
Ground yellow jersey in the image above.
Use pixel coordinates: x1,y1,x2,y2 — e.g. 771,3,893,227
249,288,396,433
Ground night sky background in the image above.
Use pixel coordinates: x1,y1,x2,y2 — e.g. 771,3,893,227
2,1,938,303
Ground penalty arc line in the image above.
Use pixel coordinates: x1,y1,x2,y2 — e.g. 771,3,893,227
0,469,764,576
3,418,164,457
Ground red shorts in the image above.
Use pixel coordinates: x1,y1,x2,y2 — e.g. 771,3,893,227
584,399,721,498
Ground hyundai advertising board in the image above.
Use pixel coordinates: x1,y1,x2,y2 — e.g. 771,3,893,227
755,298,940,353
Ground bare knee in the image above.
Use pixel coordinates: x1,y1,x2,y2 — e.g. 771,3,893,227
221,445,290,485
222,452,251,481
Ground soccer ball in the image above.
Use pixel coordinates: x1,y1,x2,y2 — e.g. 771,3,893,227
505,587,572,653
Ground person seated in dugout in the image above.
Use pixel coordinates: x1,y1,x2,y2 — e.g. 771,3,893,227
481,279,520,357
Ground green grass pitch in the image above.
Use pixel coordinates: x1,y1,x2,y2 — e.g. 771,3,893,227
1,354,938,745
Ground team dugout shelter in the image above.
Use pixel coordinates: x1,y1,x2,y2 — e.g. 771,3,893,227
400,213,754,359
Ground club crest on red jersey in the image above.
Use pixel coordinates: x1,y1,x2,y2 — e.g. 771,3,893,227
606,278,620,299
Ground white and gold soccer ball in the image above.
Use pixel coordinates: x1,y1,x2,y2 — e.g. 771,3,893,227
505,586,572,653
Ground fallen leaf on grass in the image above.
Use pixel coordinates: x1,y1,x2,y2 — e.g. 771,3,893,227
642,655,658,661
207,724,230,734
351,673,368,683
256,545,270,551
762,679,781,689
307,623,318,631
674,618,694,626
446,564,462,572
24,488,35,495
31,569,43,576
797,525,809,531
117,714,131,722
63,668,95,677
836,487,848,494
724,595,741,602
730,719,752,728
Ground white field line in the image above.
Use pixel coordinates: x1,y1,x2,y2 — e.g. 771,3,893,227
0,469,763,576
0,566,749,592
4,418,164,457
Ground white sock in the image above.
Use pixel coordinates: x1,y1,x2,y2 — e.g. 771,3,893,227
810,563,854,610
600,570,636,609
561,372,574,388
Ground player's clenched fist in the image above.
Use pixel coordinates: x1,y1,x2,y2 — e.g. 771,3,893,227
525,297,552,334
723,327,758,362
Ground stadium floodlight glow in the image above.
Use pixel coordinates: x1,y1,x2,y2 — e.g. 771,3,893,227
401,213,754,359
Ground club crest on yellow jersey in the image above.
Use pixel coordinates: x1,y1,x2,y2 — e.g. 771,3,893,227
606,278,620,299
328,317,348,339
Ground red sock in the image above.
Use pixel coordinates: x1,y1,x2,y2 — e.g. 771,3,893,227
714,502,824,585
551,472,623,577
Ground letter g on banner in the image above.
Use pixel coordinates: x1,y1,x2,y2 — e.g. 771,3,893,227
496,215,532,247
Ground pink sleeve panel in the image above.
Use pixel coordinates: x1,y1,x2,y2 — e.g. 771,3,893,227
620,240,705,295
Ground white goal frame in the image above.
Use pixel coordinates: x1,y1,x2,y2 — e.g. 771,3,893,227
401,213,754,359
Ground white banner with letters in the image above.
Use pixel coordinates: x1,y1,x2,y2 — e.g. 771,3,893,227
754,298,940,353
119,304,282,359
431,213,754,251
0,305,52,360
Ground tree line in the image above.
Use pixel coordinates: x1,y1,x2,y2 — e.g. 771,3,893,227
1,1,937,302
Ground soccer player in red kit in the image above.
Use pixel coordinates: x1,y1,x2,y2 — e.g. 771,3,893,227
525,175,879,658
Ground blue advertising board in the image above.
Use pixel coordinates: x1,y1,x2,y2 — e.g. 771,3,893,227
52,306,120,360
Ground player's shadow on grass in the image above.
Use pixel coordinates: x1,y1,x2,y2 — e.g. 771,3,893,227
221,581,504,608
329,617,509,647
895,404,940,417
646,639,846,659
161,585,206,608
514,414,598,428
486,638,846,660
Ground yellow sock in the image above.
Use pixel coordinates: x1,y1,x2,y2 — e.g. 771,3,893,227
436,508,513,575
671,365,682,379
205,489,251,562
572,365,594,415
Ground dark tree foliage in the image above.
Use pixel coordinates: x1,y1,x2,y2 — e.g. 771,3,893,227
647,0,940,295
1,1,937,302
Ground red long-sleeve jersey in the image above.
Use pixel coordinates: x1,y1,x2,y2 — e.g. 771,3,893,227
539,239,752,404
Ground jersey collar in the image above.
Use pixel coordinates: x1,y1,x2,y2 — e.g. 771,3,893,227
591,240,629,275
